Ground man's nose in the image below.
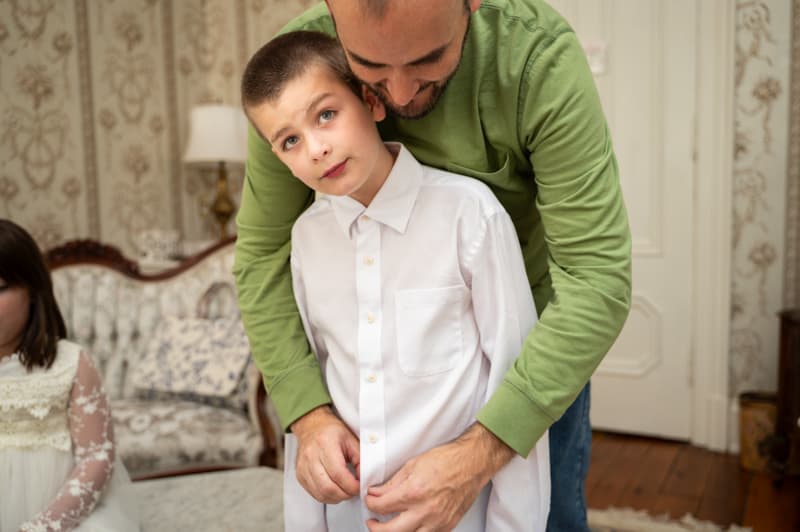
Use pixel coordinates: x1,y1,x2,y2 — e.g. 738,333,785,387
385,72,421,107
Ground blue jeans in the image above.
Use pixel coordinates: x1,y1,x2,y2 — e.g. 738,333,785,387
546,383,592,532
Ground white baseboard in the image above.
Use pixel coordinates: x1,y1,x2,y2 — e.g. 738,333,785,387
693,393,731,451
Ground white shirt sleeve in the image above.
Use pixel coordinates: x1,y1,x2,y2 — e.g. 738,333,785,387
466,210,551,531
467,210,539,395
20,352,116,532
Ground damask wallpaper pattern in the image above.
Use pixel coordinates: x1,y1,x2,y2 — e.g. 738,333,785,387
1,1,798,421
730,0,791,399
0,0,315,253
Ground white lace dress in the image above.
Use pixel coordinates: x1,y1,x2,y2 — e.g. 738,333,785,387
0,340,139,532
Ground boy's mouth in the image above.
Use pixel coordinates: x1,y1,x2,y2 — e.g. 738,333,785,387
322,160,347,179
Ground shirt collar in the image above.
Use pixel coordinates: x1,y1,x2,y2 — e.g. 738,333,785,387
330,143,423,239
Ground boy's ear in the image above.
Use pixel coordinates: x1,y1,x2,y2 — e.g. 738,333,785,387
362,85,386,122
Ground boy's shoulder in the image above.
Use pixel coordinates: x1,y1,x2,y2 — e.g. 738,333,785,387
292,196,334,231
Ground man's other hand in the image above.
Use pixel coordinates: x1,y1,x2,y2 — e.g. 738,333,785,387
364,423,515,531
291,405,361,504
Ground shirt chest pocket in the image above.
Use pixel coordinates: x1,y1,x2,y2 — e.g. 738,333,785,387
394,285,468,377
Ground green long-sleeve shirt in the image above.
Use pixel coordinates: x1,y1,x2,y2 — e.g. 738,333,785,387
234,0,632,456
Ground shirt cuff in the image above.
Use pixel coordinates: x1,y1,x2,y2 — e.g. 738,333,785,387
476,381,552,457
268,364,332,432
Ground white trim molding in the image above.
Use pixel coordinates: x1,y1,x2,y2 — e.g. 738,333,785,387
691,0,735,451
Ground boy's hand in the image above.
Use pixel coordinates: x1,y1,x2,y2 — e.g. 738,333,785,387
364,423,515,532
290,405,361,503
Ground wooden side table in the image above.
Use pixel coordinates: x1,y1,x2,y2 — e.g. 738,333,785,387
770,308,800,478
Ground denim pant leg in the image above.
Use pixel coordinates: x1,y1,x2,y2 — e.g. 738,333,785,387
545,383,592,532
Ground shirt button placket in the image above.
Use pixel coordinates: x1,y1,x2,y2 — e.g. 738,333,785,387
355,214,385,487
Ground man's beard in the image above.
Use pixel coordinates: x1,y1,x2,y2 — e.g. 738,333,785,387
368,76,455,120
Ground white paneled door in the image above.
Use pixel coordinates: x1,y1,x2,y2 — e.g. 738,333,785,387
547,0,698,440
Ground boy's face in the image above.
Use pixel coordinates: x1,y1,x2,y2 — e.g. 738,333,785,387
249,63,392,206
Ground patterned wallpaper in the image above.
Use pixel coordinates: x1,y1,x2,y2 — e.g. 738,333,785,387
1,1,798,411
730,0,792,399
0,0,315,254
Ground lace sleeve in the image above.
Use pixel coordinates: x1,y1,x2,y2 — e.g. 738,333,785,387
20,352,115,532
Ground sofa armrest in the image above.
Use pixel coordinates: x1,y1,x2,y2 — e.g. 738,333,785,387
247,364,282,468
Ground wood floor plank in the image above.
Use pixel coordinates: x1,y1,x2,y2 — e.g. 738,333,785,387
586,432,626,497
617,439,682,513
586,434,651,510
661,444,714,499
694,452,751,527
743,474,800,532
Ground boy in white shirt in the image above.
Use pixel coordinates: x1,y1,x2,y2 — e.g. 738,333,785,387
241,30,550,531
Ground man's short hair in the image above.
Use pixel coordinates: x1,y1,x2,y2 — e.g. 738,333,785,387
241,31,361,112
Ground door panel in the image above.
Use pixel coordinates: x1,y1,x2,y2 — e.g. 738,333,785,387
547,0,695,439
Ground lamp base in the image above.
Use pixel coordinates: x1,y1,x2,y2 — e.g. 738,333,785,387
212,161,235,239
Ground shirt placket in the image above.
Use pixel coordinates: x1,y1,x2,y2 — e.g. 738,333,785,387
354,214,387,519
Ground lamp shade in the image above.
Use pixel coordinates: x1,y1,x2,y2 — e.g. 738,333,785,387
183,104,248,164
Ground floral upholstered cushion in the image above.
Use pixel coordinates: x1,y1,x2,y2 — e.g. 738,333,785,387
130,316,252,411
112,399,261,477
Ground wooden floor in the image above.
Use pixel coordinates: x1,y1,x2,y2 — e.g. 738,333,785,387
587,431,800,532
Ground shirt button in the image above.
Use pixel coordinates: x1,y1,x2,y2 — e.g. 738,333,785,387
363,256,374,266
367,374,377,383
366,313,375,323
369,434,379,444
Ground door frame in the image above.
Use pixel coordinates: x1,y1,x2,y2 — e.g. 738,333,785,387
691,0,734,452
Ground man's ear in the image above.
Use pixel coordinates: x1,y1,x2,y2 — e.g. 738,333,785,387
362,85,386,122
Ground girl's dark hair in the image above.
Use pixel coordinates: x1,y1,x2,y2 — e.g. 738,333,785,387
241,30,361,135
0,219,66,370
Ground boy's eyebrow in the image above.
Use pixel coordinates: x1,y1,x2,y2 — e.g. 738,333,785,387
269,92,334,144
347,44,449,69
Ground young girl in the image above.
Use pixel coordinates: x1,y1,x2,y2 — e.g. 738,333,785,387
0,219,139,532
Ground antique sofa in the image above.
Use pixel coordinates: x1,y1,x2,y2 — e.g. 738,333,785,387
46,236,281,479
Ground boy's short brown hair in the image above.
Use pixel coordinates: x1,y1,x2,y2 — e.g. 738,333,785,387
241,31,361,118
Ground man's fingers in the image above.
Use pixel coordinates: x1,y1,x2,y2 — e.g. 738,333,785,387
343,431,361,475
365,509,421,532
365,467,411,515
298,456,351,503
324,450,360,496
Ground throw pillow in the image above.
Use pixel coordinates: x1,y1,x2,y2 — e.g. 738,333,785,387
131,316,252,411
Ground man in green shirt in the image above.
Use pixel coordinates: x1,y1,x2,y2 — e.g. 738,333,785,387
234,0,631,530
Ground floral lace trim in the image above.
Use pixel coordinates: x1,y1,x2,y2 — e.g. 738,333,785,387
0,416,71,451
0,348,78,418
16,346,116,532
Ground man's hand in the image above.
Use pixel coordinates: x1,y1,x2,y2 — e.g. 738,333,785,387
364,423,515,531
290,405,361,503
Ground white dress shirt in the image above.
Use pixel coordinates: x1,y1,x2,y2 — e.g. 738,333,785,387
284,144,550,531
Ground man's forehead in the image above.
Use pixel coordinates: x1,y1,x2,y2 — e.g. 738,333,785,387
329,0,463,66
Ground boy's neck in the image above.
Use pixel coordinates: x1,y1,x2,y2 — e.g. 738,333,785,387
350,142,398,207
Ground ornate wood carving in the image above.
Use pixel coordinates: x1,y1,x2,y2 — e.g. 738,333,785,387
45,239,141,276
45,235,237,281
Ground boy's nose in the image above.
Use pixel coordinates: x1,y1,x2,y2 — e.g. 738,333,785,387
308,135,331,160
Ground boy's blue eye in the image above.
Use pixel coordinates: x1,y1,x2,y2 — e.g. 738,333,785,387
282,135,299,150
320,109,335,122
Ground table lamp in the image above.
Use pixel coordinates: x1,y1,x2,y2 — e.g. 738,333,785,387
183,104,248,238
